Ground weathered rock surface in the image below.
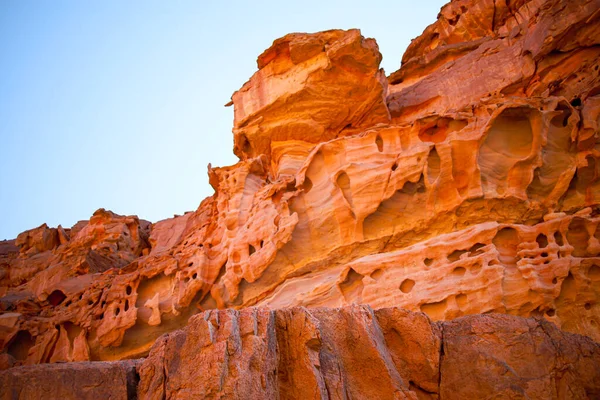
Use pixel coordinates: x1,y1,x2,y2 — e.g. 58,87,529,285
5,308,599,399
1,0,600,380
0,359,139,400
136,307,600,399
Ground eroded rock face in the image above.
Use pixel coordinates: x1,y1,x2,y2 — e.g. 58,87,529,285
1,0,600,370
135,307,600,399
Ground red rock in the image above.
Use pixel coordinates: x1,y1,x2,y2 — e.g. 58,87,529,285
0,360,139,399
135,307,600,399
230,29,390,166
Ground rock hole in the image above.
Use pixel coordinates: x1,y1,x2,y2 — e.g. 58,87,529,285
400,279,415,293
232,252,241,263
48,290,67,306
259,240,264,248
420,299,447,320
240,134,252,154
478,107,534,195
7,330,34,361
391,162,398,171
115,307,121,316
552,277,558,284
570,97,581,107
302,177,313,193
585,303,592,310
249,244,256,256
554,232,564,246
192,272,198,279
370,269,384,280
336,171,354,209
493,227,519,267
541,252,548,258
468,243,486,256
546,309,556,317
558,272,576,301
424,258,433,266
126,285,132,295
375,135,384,152
63,322,82,346
124,299,129,312
427,147,441,183
452,267,466,277
536,234,549,248
455,293,468,308
447,249,467,262
567,218,590,257
339,268,364,302
400,174,426,195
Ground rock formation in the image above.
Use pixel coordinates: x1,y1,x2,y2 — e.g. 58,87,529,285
1,0,600,397
2,306,600,399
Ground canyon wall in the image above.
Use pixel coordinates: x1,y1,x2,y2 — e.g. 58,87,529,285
1,1,600,395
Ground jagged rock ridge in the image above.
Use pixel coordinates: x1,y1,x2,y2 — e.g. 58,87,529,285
0,0,599,380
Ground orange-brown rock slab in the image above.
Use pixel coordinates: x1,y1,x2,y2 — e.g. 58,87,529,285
440,314,600,399
0,359,140,400
137,306,600,400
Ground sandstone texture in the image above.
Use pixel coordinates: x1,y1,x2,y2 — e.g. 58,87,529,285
0,359,139,400
1,1,600,395
136,307,600,400
2,307,599,399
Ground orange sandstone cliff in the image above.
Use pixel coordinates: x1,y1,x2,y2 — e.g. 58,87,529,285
2,0,600,398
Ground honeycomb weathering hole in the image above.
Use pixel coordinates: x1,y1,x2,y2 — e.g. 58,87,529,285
339,268,364,301
400,279,415,293
48,290,67,306
420,299,447,320
336,171,354,208
493,227,519,267
7,330,34,361
427,147,441,183
478,107,535,194
483,108,534,157
536,234,549,248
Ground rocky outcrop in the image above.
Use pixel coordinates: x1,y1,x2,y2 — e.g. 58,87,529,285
137,307,600,399
2,308,599,399
0,359,139,400
1,0,600,376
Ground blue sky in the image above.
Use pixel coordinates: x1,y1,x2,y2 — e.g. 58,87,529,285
0,1,446,240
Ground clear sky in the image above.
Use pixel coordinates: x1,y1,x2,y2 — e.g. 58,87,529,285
0,0,447,240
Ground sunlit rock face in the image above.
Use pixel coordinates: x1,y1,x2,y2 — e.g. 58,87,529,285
134,306,600,400
1,0,600,372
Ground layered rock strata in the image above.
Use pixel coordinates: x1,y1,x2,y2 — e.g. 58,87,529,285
1,0,600,369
